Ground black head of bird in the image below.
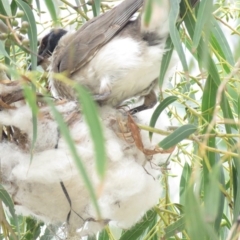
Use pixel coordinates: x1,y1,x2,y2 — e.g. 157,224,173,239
37,29,67,71
39,0,177,113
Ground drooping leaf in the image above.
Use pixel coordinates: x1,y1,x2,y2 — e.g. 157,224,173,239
0,40,11,60
44,0,58,25
158,36,174,88
0,184,16,219
180,162,191,205
75,85,107,180
169,0,188,72
16,0,38,70
192,0,213,50
159,124,197,149
0,0,12,16
120,210,157,240
44,97,101,218
164,216,185,238
98,228,109,240
91,0,101,17
143,0,153,27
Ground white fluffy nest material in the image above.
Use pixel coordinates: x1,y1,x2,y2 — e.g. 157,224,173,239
0,81,172,239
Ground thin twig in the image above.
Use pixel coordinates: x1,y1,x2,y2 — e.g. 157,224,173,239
60,0,89,20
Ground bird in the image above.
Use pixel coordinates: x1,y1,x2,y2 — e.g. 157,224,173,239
36,0,177,113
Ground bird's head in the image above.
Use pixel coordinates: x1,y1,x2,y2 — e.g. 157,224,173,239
36,29,67,70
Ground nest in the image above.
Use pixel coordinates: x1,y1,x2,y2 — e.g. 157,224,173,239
0,80,172,238
0,80,172,155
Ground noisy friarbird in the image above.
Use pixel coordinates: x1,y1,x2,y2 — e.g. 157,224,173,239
38,0,175,113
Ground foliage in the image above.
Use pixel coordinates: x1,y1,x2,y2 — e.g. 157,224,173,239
0,0,240,239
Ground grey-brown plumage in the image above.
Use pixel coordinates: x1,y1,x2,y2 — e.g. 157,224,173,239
52,0,143,75
46,0,175,112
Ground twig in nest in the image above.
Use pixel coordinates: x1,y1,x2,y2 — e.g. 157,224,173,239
127,113,175,155
0,98,16,110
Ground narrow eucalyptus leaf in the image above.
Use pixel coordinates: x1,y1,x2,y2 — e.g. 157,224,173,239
158,36,174,88
44,0,58,25
164,216,185,238
211,19,234,67
98,228,109,240
35,0,41,13
204,165,221,223
169,0,188,71
143,0,153,26
232,153,240,221
210,34,230,73
0,184,16,219
192,0,213,50
75,85,106,180
0,0,12,16
91,0,101,16
120,210,157,240
22,85,39,161
10,0,18,15
44,97,101,218
180,162,191,205
16,0,38,70
185,185,206,240
159,124,197,149
0,41,11,59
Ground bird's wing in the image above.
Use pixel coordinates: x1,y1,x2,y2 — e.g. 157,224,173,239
52,0,143,74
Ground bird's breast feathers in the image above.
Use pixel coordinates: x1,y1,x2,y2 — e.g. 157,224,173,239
68,36,167,106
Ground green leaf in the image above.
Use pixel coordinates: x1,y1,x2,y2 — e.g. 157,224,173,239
44,0,58,25
91,0,101,17
158,36,174,88
16,0,38,70
75,85,107,180
164,216,185,238
180,162,191,205
143,0,153,26
22,84,39,160
204,165,222,225
26,218,43,239
0,184,16,219
181,1,237,132
98,228,109,240
201,74,216,129
11,0,18,16
232,151,240,221
0,0,12,16
159,124,197,149
169,0,188,72
35,0,41,13
201,74,225,231
120,210,157,240
192,0,213,50
0,41,11,60
185,184,219,240
39,226,52,240
211,19,234,68
149,96,178,140
210,34,230,73
214,165,225,231
44,97,101,218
